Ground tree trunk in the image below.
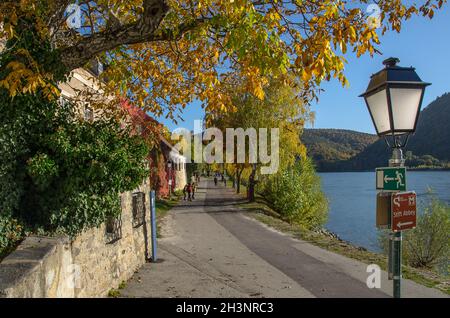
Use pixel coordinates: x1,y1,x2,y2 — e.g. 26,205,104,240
248,165,256,202
236,168,243,194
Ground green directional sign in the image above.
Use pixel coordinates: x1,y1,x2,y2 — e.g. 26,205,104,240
376,167,406,191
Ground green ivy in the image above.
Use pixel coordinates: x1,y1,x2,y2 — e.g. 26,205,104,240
0,16,150,240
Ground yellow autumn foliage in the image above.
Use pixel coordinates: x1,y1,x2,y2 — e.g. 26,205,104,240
0,0,446,119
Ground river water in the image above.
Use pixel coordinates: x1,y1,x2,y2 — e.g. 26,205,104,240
319,171,450,252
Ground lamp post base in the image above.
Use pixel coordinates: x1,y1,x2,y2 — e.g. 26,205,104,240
389,147,404,298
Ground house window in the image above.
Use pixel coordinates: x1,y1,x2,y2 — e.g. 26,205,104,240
59,96,70,107
90,59,104,76
97,61,104,75
106,214,122,243
84,104,94,122
132,192,145,228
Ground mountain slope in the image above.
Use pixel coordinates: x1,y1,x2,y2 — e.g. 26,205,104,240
407,92,450,160
304,93,450,171
302,129,378,171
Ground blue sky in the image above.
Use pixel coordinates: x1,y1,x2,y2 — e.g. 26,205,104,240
158,5,450,134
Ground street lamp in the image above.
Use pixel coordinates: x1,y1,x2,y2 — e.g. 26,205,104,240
360,57,430,299
360,57,430,148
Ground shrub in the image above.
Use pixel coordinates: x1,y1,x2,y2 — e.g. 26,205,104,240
0,97,150,237
262,157,328,230
0,216,24,260
379,196,450,270
403,198,450,269
0,22,150,238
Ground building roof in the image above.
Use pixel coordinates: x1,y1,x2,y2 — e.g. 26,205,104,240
120,100,187,161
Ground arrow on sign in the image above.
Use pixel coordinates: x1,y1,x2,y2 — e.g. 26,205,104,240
397,221,414,228
384,175,395,183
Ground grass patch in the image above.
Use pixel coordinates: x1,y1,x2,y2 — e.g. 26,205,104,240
237,195,450,295
156,191,183,218
107,289,121,298
156,196,180,219
155,193,182,238
118,280,127,290
107,280,127,298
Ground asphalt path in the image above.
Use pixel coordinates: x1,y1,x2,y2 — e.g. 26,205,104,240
121,179,447,298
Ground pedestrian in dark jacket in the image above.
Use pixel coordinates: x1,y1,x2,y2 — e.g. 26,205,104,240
187,183,193,201
183,184,188,200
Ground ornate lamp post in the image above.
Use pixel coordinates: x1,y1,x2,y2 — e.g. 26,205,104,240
360,57,430,148
360,57,430,298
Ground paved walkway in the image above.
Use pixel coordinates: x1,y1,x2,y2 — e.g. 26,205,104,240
121,179,447,298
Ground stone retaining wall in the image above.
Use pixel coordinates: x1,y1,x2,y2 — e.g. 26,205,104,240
0,182,152,298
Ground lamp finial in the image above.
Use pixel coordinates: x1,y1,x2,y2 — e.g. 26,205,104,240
383,57,400,68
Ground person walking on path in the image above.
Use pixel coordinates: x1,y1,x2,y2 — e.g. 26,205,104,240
214,176,218,186
183,184,188,200
187,183,193,201
192,182,196,200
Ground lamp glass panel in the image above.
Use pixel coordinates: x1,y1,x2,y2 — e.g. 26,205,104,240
366,89,390,134
390,88,422,131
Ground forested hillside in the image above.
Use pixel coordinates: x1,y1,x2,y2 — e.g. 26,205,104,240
302,129,378,171
304,93,450,171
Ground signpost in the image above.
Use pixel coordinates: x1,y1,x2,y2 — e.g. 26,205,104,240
362,58,429,298
375,164,411,298
376,167,406,191
391,192,417,232
376,193,391,229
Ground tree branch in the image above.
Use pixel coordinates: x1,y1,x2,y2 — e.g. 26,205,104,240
59,0,171,71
